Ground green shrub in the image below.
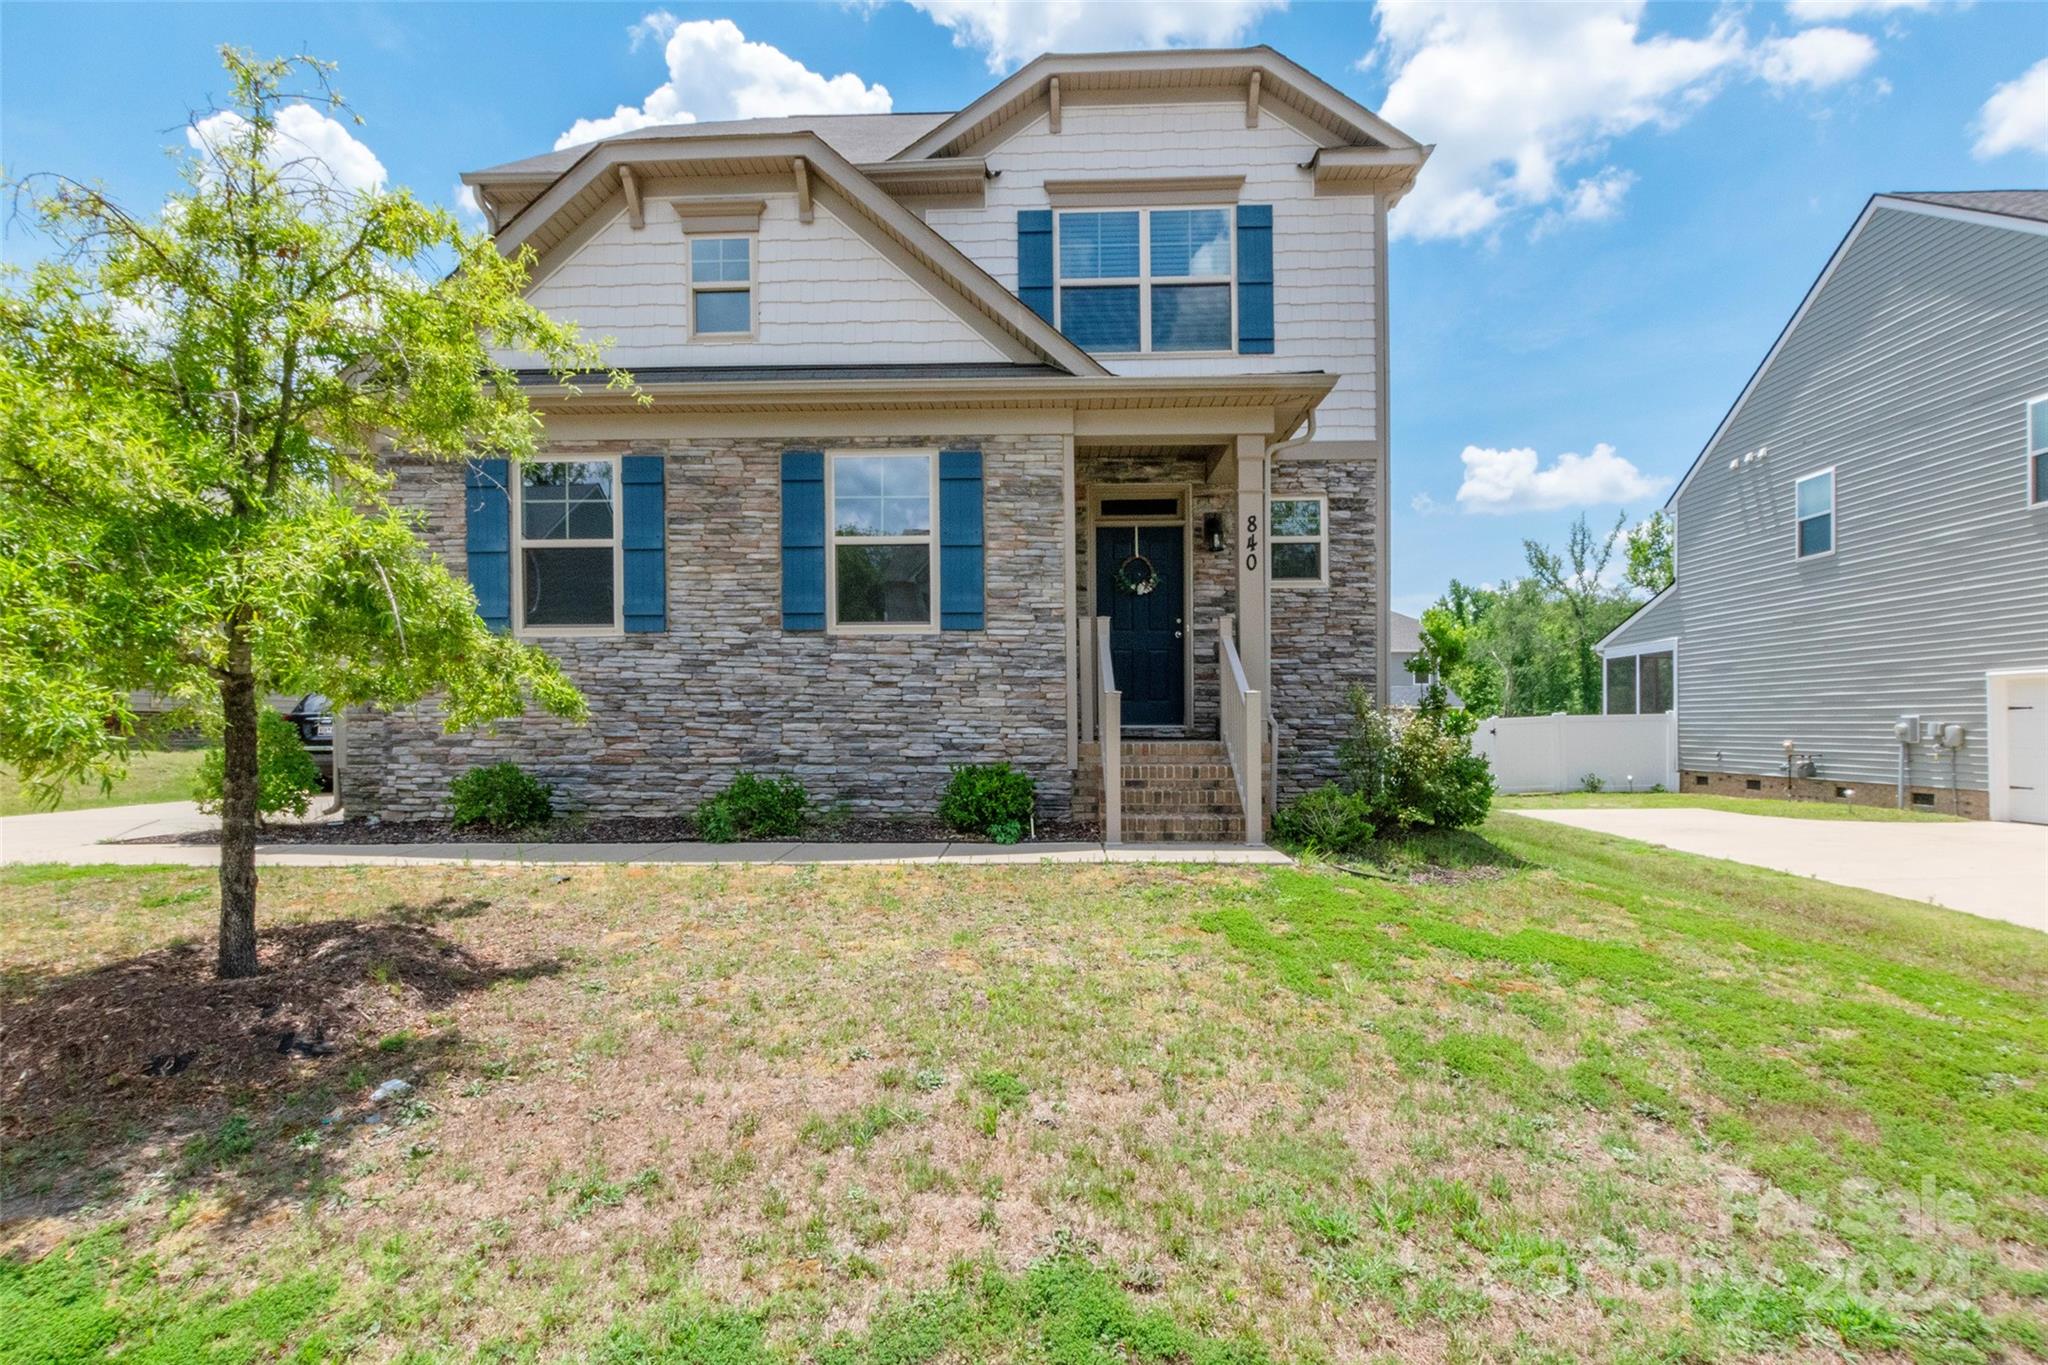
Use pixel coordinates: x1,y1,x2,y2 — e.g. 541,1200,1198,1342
1578,772,1606,793
1270,784,1379,854
695,772,809,842
449,762,555,829
938,763,1035,838
1272,686,1493,851
193,709,322,819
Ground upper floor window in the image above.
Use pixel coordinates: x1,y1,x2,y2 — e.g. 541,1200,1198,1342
1269,496,1327,586
828,451,935,631
517,459,620,633
1795,469,1834,558
1056,208,1233,354
2029,395,2047,507
689,235,753,337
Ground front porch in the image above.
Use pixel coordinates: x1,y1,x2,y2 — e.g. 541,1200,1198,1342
1069,438,1279,844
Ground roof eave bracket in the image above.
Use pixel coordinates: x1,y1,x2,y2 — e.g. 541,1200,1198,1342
618,165,644,230
793,156,813,224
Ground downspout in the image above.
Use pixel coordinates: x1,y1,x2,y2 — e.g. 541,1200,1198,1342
1257,409,1316,819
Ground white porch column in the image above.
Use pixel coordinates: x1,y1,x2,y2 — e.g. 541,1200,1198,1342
1234,432,1270,696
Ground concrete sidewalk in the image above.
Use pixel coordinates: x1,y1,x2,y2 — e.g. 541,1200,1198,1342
0,801,1290,868
1516,807,2047,933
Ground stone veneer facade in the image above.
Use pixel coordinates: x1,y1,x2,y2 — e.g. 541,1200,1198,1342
342,433,1071,821
344,437,1381,825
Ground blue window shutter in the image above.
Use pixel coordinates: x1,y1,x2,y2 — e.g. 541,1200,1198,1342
939,449,985,631
1017,210,1054,325
464,457,511,631
1236,204,1274,355
621,454,666,632
781,450,826,632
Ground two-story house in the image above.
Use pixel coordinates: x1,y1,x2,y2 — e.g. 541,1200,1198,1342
1599,191,2048,823
337,47,1428,841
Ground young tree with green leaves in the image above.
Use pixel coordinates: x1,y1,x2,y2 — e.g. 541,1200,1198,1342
1624,509,1674,595
0,49,630,977
1524,513,1631,714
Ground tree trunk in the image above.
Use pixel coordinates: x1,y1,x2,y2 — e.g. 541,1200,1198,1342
216,625,261,979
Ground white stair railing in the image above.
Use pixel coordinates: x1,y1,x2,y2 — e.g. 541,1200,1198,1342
1093,615,1121,844
1217,614,1263,845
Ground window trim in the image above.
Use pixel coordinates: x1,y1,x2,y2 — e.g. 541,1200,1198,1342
2028,394,2048,508
686,232,756,342
824,448,940,636
1269,494,1328,588
1794,466,1835,560
1599,638,1679,716
511,454,624,638
1052,206,1237,357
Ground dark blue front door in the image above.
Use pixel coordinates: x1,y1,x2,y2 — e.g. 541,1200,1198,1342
1096,524,1185,727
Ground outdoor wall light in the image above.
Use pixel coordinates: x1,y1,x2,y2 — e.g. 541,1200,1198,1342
1202,511,1225,553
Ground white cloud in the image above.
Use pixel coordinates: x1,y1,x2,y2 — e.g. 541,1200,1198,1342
1410,491,1443,514
1753,26,1879,89
1454,442,1669,514
454,182,485,225
1972,57,2048,160
1373,1,1747,241
907,0,1285,73
1373,2,1905,241
187,104,387,194
1559,167,1636,221
555,15,893,150
1784,0,1935,20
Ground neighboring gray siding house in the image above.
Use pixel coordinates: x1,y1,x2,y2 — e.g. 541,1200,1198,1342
340,48,1430,840
1599,191,2048,822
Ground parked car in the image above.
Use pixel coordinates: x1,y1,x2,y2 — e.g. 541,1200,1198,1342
285,693,333,789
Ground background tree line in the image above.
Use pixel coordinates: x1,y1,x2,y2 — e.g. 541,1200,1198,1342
1410,510,1672,719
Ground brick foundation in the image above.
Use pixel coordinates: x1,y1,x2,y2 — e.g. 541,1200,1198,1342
1681,769,1988,820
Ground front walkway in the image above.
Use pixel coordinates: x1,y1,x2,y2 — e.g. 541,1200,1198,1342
0,802,1290,869
1517,807,2048,933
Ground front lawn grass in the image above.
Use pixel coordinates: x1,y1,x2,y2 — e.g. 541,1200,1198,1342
0,750,205,817
1499,790,1965,821
2,816,2042,1362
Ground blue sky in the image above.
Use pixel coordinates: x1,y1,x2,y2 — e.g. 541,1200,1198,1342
5,1,2044,614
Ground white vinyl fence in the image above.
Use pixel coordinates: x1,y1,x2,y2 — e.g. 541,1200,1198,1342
1473,712,1678,794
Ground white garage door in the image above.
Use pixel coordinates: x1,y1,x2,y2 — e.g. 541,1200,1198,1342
2006,676,2048,825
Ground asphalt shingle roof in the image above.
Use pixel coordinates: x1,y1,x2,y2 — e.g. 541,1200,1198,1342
471,112,953,180
1890,190,2048,224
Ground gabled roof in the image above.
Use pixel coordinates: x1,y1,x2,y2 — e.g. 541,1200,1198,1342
1389,610,1424,655
1889,189,2048,224
1664,190,2048,511
487,130,1107,377
467,113,948,184
892,46,1425,163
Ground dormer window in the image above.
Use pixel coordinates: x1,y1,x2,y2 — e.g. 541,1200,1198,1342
1056,208,1233,354
689,236,753,338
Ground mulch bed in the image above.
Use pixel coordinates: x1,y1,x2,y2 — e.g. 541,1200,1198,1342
118,814,1102,847
0,911,559,1164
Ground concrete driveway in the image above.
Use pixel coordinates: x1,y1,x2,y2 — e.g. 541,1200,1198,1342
1517,807,2048,933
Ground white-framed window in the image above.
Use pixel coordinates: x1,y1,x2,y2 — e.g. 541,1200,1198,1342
2028,394,2047,507
1794,468,1834,559
1602,646,1675,715
514,457,621,634
826,450,937,632
1055,208,1234,354
1269,495,1327,585
688,235,753,338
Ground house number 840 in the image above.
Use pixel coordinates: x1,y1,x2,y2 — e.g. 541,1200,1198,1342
1243,512,1259,570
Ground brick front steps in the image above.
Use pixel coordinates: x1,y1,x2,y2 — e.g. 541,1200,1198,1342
1075,739,1249,843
